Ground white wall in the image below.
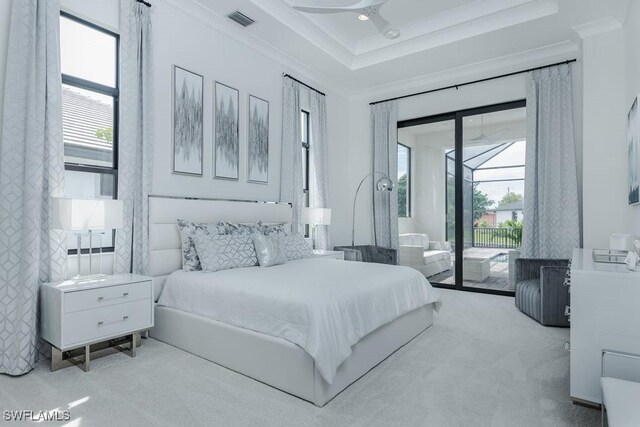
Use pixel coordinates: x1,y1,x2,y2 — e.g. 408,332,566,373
581,28,628,248
624,1,640,238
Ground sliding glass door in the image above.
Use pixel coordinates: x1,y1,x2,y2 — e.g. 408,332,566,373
397,116,456,287
398,100,526,295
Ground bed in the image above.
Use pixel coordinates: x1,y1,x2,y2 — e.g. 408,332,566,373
148,196,441,406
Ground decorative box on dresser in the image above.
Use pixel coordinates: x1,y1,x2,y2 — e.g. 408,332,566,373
40,274,154,372
570,248,640,406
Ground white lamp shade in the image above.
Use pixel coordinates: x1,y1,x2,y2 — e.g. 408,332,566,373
302,207,332,226
52,198,124,231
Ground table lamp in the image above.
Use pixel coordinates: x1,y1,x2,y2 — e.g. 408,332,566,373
52,198,124,277
302,207,332,250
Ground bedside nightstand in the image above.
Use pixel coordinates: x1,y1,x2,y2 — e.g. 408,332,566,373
40,274,154,372
313,250,345,260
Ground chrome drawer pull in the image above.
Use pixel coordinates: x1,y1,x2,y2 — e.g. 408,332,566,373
97,316,129,326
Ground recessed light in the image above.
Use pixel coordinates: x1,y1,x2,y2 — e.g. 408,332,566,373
383,28,400,39
358,14,369,21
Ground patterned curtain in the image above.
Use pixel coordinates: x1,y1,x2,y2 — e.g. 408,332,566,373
114,0,154,275
521,64,580,258
371,101,399,251
280,77,304,234
309,91,330,250
0,0,67,375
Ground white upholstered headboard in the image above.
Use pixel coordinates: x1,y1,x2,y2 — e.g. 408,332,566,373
148,195,292,300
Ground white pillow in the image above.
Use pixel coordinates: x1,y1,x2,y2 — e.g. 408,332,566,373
252,233,287,267
194,234,258,273
283,233,314,261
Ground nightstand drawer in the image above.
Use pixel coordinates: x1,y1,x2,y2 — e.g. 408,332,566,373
65,281,152,313
63,299,152,348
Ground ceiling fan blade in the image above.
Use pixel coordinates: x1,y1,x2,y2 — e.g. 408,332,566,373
292,0,385,14
369,12,400,39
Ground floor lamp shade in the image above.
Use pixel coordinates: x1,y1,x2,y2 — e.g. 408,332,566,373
52,198,124,231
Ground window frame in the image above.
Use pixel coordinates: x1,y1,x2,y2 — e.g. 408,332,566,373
397,142,411,218
301,110,310,237
61,11,120,255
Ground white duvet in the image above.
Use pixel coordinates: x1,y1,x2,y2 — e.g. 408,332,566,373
157,258,442,384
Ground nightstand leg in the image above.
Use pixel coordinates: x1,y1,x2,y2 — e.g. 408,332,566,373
51,346,63,372
128,333,136,358
82,345,90,372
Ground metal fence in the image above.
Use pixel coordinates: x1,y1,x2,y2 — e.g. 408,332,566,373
473,227,522,249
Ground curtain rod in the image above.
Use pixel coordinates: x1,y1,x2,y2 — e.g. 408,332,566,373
136,0,151,7
283,74,326,97
369,59,577,106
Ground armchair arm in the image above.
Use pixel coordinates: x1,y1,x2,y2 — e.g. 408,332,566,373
399,245,424,267
540,265,570,326
515,258,568,283
428,241,452,251
333,246,362,262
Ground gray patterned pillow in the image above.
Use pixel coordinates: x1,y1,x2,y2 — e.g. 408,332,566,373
252,233,287,267
283,233,313,261
176,220,222,271
216,221,262,236
194,234,259,273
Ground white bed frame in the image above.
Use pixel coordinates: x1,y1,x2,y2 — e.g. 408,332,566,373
148,195,435,406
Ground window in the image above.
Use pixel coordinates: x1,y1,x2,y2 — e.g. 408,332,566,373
301,110,310,237
60,13,119,254
398,143,411,217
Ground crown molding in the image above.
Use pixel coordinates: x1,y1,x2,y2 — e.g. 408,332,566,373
352,0,558,69
572,17,622,39
249,0,558,71
350,40,580,101
159,0,348,96
248,0,355,67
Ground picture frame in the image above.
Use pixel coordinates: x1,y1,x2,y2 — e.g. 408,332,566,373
628,95,639,205
247,95,269,184
172,66,204,176
214,81,240,180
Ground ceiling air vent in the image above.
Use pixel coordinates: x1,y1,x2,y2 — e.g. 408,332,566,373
227,11,255,27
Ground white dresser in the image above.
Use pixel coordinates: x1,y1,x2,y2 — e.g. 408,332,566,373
570,249,640,405
40,274,154,371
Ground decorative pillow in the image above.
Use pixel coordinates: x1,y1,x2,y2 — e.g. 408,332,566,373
176,220,221,271
283,233,314,261
252,233,287,267
258,222,291,236
194,234,258,273
216,221,262,236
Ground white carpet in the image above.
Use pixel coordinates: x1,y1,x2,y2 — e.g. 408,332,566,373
0,289,600,426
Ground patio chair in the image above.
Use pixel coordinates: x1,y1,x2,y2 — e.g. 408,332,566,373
514,258,570,327
333,245,398,265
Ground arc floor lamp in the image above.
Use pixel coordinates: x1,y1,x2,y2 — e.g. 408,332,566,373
351,172,394,246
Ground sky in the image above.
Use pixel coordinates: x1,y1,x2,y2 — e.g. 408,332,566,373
60,16,116,90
